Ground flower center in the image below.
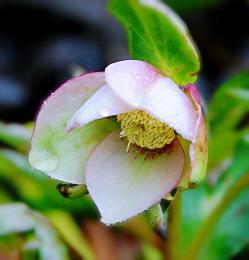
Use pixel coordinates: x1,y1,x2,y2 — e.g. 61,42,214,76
117,110,175,150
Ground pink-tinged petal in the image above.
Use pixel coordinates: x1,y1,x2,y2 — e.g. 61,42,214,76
141,78,197,141
184,85,208,184
105,60,162,107
86,130,184,225
105,60,197,141
177,135,191,189
29,73,119,184
67,84,132,131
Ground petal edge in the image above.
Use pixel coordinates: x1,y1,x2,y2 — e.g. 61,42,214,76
184,84,208,184
29,72,118,184
86,130,184,224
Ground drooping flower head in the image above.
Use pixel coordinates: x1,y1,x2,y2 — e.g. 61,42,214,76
29,60,207,224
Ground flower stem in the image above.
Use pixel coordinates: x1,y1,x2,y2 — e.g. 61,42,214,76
147,203,166,240
184,173,249,260
166,192,182,260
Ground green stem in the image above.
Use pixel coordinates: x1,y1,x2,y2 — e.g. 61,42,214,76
184,173,249,260
147,203,166,240
166,192,182,260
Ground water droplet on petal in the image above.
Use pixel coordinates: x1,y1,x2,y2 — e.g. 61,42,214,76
30,145,59,172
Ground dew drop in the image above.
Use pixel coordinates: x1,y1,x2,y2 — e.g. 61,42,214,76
31,146,59,172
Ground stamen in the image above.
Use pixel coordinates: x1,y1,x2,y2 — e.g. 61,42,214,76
117,110,175,150
126,140,132,152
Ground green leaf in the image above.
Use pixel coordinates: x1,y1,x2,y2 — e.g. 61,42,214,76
108,0,200,85
208,128,249,171
0,190,11,204
179,72,249,258
47,211,94,260
0,149,96,215
180,138,249,260
208,71,249,169
0,122,32,153
0,203,70,260
209,71,249,133
142,242,163,260
226,87,249,105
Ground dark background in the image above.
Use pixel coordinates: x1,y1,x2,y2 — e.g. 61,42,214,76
0,0,248,122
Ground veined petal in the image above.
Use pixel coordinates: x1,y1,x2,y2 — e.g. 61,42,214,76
67,84,132,131
184,85,208,184
105,60,197,141
86,130,184,225
29,72,119,184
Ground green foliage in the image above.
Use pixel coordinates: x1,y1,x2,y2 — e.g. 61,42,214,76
208,71,249,169
209,71,249,133
0,149,95,215
181,138,249,260
0,120,97,216
47,211,94,260
176,71,249,260
108,0,200,85
142,242,163,260
0,122,32,153
0,121,97,259
0,203,70,260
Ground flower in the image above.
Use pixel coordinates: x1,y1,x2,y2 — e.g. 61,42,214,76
29,60,207,224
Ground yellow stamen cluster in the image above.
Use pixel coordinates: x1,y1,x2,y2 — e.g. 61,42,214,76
117,110,175,150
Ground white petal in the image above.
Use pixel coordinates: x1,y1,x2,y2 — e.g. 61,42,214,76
105,60,162,107
105,60,197,141
67,84,132,131
29,72,118,184
184,85,208,184
141,78,197,141
86,130,184,225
